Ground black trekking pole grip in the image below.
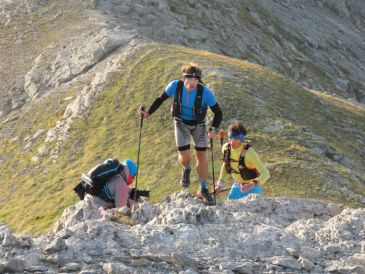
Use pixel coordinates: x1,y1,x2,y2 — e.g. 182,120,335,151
209,128,216,205
134,105,145,201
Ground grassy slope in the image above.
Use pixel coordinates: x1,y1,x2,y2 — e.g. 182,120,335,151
0,44,364,234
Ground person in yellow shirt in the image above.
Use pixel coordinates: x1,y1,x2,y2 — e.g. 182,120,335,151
214,121,270,199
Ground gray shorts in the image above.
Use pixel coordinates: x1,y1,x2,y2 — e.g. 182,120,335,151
174,119,208,151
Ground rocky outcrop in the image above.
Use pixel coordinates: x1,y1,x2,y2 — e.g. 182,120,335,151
24,28,135,101
1,192,364,273
94,0,365,102
1,0,364,119
0,0,95,118
39,36,149,161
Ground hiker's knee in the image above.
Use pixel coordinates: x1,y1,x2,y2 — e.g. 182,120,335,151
178,149,191,162
195,150,207,162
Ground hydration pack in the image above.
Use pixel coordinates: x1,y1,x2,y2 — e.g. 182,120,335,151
223,143,259,180
171,80,207,122
73,158,124,199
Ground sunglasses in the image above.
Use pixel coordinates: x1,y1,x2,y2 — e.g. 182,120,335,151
184,75,199,80
183,73,200,80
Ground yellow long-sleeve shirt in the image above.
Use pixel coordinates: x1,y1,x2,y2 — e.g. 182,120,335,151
219,142,270,184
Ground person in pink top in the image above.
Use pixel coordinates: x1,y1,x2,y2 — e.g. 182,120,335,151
84,159,138,209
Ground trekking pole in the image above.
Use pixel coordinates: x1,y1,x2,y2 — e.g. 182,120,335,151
219,129,225,148
209,128,216,205
210,187,230,195
134,105,144,201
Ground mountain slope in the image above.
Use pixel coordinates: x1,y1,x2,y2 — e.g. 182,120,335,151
0,0,97,117
1,0,364,121
0,44,364,234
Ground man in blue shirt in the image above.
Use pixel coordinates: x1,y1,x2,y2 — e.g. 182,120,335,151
139,63,223,205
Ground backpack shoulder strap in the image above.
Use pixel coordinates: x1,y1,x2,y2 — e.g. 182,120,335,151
239,143,251,166
223,143,233,174
222,142,230,152
175,80,184,103
194,83,204,109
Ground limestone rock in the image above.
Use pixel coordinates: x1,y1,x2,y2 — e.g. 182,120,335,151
1,189,365,273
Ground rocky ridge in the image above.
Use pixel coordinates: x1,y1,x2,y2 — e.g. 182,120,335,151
1,192,365,274
1,0,365,120
95,0,365,101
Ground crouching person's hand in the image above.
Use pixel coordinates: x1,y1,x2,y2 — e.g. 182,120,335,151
127,196,144,208
215,179,225,195
240,182,257,193
127,198,139,208
214,185,222,195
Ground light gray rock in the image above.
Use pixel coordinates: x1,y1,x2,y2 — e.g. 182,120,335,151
2,232,15,247
44,237,67,253
298,256,315,272
179,269,199,274
103,262,131,274
24,28,134,101
56,228,72,239
25,265,49,272
2,258,25,273
336,265,365,274
129,258,151,267
42,254,71,267
53,200,100,233
323,244,342,254
79,270,99,274
344,253,365,266
88,249,103,256
130,249,141,258
219,261,258,274
15,234,32,248
171,252,198,268
271,256,302,270
1,193,365,273
59,262,82,272
300,246,322,262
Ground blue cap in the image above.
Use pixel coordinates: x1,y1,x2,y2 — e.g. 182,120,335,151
123,159,137,177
